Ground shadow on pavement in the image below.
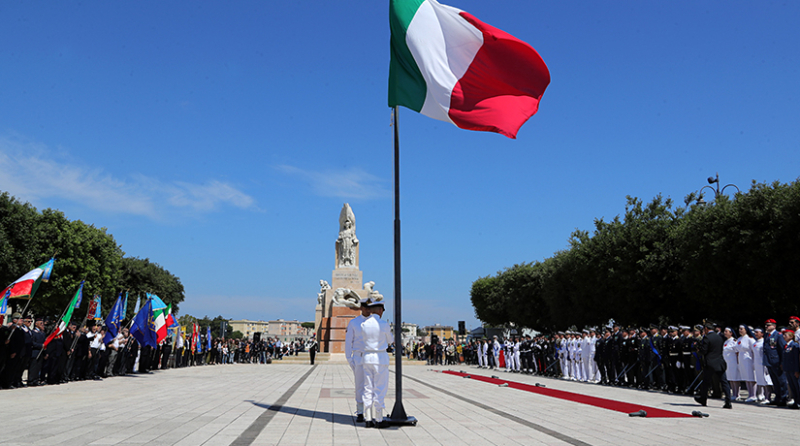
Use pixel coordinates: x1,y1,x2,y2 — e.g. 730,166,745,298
246,401,355,426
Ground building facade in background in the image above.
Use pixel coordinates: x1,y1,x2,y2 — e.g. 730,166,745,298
268,319,314,343
228,319,269,339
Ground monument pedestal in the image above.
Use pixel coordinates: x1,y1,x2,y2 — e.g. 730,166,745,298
319,305,361,353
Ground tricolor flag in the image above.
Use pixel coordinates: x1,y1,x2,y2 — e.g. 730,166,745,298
43,280,84,349
165,304,179,329
389,0,550,138
0,258,56,300
150,294,168,344
122,291,129,320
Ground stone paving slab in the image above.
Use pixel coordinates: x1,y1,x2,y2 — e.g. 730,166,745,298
0,362,796,445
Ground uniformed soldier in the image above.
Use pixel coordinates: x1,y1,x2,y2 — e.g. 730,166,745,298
345,299,369,422
637,329,652,389
360,300,393,428
665,326,680,393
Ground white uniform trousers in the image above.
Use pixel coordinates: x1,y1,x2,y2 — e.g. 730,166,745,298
350,352,365,413
513,352,521,371
583,358,593,382
478,348,485,367
362,362,389,421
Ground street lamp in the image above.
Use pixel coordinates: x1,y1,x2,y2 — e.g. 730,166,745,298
698,172,740,204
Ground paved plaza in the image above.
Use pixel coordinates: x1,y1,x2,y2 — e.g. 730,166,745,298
0,361,795,446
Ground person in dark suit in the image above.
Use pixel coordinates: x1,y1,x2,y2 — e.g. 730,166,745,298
28,318,46,386
0,314,25,389
695,322,732,409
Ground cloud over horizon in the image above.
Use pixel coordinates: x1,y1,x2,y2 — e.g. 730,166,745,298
276,164,389,200
0,136,255,220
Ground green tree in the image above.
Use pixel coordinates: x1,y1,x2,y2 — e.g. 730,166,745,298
119,257,185,318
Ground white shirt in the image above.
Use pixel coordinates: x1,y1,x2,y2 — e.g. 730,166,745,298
361,314,392,365
88,332,103,349
345,314,367,366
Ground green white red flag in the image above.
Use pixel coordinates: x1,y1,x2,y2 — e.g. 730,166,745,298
389,0,550,138
43,280,84,349
149,294,168,344
0,258,55,300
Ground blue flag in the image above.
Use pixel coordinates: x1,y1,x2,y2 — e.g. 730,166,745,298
103,293,123,344
206,326,212,350
74,287,84,309
42,257,55,281
93,295,102,320
130,299,156,348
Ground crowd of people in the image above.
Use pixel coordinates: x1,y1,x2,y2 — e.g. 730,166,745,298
406,317,800,409
0,312,308,390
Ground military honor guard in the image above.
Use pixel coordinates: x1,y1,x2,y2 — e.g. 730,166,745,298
345,298,369,422
360,299,393,428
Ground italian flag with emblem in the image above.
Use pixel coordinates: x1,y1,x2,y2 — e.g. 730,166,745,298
1,258,55,300
389,0,550,138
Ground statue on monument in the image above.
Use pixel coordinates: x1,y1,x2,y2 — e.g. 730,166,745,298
364,281,384,303
336,203,358,268
332,288,361,308
317,280,330,306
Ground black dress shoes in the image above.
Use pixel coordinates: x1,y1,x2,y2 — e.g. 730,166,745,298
694,396,707,407
355,414,365,423
723,402,732,409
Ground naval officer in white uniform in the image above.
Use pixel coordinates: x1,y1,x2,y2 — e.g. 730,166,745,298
361,300,393,428
345,299,370,422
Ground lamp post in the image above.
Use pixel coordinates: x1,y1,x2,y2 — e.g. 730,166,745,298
698,172,740,204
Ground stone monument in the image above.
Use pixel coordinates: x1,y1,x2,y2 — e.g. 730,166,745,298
315,203,383,354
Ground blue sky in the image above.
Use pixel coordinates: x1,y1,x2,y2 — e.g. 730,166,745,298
1,1,798,331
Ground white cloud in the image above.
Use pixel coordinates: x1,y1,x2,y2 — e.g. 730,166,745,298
277,164,389,200
0,136,255,220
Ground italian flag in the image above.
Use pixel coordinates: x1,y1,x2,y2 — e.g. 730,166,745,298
389,0,550,139
150,294,168,344
43,281,83,349
1,258,55,300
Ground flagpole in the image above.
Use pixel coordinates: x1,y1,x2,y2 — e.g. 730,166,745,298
36,279,85,361
388,106,416,426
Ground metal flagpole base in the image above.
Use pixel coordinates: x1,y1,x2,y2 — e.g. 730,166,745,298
386,401,417,426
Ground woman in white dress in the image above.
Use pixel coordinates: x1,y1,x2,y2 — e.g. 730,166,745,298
722,328,742,400
752,328,773,403
736,325,756,401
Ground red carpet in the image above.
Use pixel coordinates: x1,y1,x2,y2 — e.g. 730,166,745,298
441,371,694,418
